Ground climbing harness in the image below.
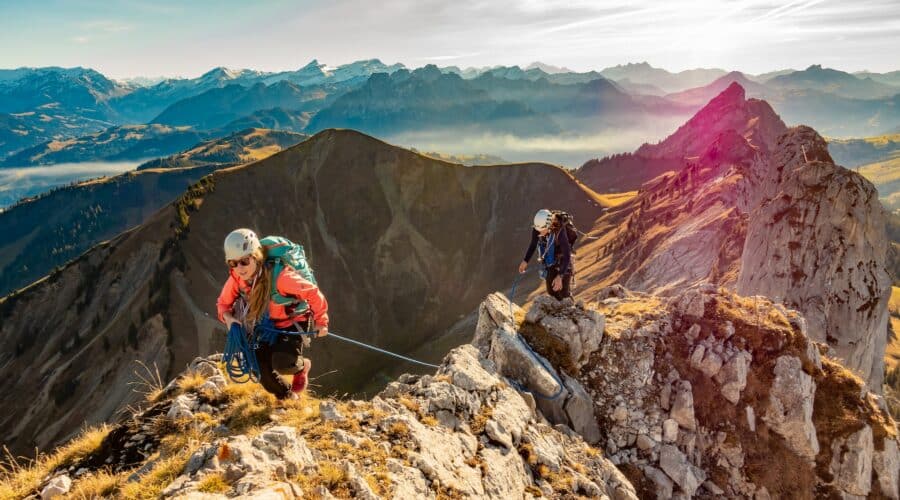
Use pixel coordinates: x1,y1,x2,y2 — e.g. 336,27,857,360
505,269,566,400
223,320,439,384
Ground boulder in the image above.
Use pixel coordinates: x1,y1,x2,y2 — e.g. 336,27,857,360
40,475,72,499
659,445,705,496
715,350,752,404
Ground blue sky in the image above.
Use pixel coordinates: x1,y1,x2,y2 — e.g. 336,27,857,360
1,0,897,78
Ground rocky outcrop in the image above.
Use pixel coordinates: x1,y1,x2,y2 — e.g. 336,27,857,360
38,342,635,499
492,285,898,499
474,292,603,444
737,126,892,390
574,86,890,394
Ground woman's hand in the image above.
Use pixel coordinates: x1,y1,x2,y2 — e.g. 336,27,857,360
315,325,329,338
518,261,528,274
552,276,563,291
223,312,241,331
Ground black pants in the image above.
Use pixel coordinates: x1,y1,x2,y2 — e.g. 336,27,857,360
544,266,573,301
256,322,307,399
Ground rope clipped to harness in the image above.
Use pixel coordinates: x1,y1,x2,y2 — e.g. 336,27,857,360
223,323,262,383
506,269,566,400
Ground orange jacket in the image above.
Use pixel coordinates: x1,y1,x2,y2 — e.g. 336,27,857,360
216,267,329,329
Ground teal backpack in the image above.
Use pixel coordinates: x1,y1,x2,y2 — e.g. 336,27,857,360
260,235,317,315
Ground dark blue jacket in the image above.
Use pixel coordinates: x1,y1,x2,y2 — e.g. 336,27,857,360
523,228,572,276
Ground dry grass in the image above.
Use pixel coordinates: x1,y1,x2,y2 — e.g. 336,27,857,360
0,423,111,499
118,449,193,500
130,360,166,403
196,472,230,493
596,190,638,207
176,371,209,394
67,469,122,498
470,406,494,435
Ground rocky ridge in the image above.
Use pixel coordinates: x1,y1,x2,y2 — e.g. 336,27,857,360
476,286,898,498
18,285,898,499
574,85,890,392
23,339,635,499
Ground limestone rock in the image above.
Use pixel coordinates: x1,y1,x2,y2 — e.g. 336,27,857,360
670,381,696,431
387,458,434,499
715,350,752,404
642,465,674,499
762,356,819,461
829,425,873,496
40,475,72,499
562,374,602,444
319,401,345,422
474,292,519,355
659,444,705,496
167,394,199,420
737,126,891,391
487,327,564,404
874,438,899,499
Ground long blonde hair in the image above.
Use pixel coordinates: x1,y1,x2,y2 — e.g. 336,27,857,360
245,247,270,325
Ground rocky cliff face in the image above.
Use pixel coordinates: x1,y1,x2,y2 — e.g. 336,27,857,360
476,287,899,498
737,127,892,391
574,84,891,392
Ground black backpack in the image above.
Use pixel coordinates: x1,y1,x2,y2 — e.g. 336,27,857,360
553,211,579,249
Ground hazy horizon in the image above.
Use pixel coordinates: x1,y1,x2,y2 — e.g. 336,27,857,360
1,0,898,80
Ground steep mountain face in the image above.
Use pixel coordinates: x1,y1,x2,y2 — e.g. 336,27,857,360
0,129,606,455
0,124,209,166
573,86,890,392
306,65,562,137
136,128,308,170
768,64,900,99
575,82,786,192
736,128,892,389
0,164,219,296
667,71,900,138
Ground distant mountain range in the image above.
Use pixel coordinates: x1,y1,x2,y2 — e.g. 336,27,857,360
0,61,898,167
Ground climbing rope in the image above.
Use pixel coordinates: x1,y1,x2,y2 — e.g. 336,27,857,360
255,322,440,369
506,268,566,400
223,323,261,383
223,321,440,383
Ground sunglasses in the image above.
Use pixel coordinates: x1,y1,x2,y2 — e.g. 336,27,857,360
227,256,253,268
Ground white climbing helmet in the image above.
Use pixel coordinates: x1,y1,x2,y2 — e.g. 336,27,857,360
533,209,553,231
224,228,261,261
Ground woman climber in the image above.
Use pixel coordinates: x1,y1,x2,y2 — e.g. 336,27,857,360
216,228,329,399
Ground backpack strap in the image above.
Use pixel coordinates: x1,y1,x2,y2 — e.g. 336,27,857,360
267,261,311,314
